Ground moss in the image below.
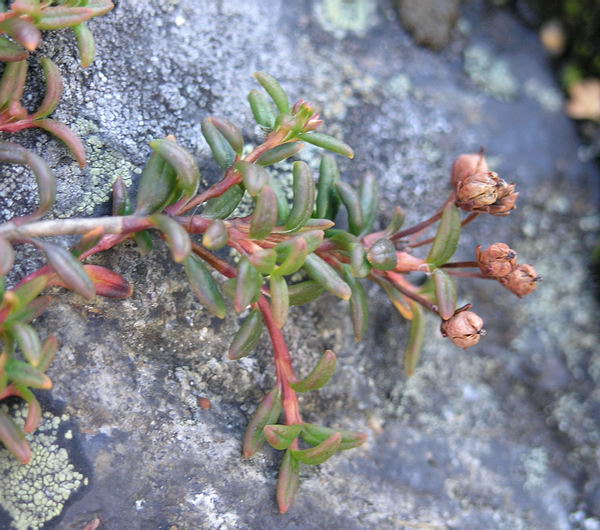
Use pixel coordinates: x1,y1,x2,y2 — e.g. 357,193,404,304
0,404,87,530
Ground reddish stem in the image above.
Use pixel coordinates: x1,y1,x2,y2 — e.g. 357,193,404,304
385,271,439,315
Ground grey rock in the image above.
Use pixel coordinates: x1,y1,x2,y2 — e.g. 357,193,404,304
1,1,599,529
397,0,461,50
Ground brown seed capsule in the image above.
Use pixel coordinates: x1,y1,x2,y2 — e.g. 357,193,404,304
476,243,517,278
440,310,485,349
455,171,500,209
486,186,519,216
499,264,541,297
451,153,488,187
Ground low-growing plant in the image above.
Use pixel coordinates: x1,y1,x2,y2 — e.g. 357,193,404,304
0,1,540,514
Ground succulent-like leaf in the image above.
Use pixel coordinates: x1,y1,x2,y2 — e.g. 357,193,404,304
134,152,179,215
149,138,200,197
69,227,104,259
37,241,95,299
35,119,86,168
296,132,354,159
234,258,262,312
228,309,264,360
236,161,268,197
367,238,397,271
202,219,228,250
10,322,41,366
111,176,131,216
31,57,63,119
291,432,342,465
208,117,244,155
256,142,303,166
202,184,244,219
0,36,27,62
6,359,52,389
3,295,51,327
302,254,351,300
316,154,340,220
274,237,308,276
269,274,288,329
134,230,153,255
83,265,133,299
11,276,48,309
0,409,31,464
277,449,300,514
404,301,424,376
23,148,56,219
264,423,302,450
350,243,370,278
0,238,14,275
432,269,457,321
0,59,27,109
285,161,315,232
383,206,406,237
248,89,276,129
37,335,58,373
13,384,41,434
201,117,236,169
36,7,95,30
378,277,414,320
427,203,461,267
301,423,367,451
254,71,289,114
342,266,368,342
248,248,277,275
359,172,379,235
73,22,95,68
243,386,282,458
249,186,278,239
291,349,336,392
335,181,363,235
288,280,324,306
150,214,191,263
269,177,290,224
183,254,226,319
1,18,40,52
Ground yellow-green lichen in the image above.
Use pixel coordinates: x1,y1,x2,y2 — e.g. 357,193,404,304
0,404,87,530
315,0,377,38
464,45,519,101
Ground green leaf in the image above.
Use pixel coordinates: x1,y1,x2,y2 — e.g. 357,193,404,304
301,423,367,451
202,184,244,219
359,172,379,235
291,432,341,465
9,322,41,366
6,359,52,389
0,59,27,109
285,161,316,232
0,409,31,464
228,309,264,360
202,219,229,250
296,132,354,159
234,258,262,312
14,383,41,434
201,117,236,169
256,142,303,166
277,449,300,514
111,176,131,216
367,238,397,271
404,301,425,376
248,89,276,129
302,254,351,300
11,276,48,310
432,269,457,321
349,243,370,278
183,254,226,319
134,151,179,215
291,349,336,392
37,335,58,373
0,36,27,62
150,214,191,263
134,230,153,255
207,117,244,155
0,18,40,52
316,154,340,220
38,241,95,299
73,22,95,68
23,148,56,219
335,181,363,235
243,386,282,458
274,237,308,276
36,6,95,30
248,248,277,275
249,186,278,239
342,266,368,342
3,295,52,326
236,161,269,197
149,138,200,197
269,274,288,329
0,238,14,275
383,206,406,237
426,203,461,267
35,119,86,168
254,71,289,114
31,57,64,119
264,424,302,450
288,280,324,306
269,176,290,224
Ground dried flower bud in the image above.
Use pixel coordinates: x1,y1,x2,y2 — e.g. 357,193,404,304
485,185,519,216
440,310,485,349
451,153,488,187
476,243,517,278
499,264,540,297
455,171,499,209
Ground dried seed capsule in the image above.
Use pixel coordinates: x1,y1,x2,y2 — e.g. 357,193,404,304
455,172,499,209
441,310,485,349
451,153,488,187
499,264,541,298
476,242,517,278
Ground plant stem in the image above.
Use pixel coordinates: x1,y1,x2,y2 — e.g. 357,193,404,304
441,261,479,269
385,271,439,315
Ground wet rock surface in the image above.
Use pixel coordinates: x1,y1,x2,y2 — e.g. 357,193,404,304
1,0,599,529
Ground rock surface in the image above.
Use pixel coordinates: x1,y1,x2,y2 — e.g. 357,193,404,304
1,0,599,529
